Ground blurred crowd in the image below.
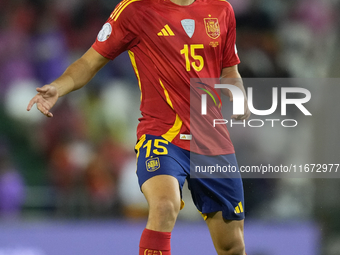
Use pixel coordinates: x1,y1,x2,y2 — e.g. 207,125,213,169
0,0,339,228
0,0,146,219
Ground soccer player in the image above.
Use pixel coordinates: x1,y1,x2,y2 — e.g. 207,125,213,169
27,0,251,254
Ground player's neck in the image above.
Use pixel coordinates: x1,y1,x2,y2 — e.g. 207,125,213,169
170,0,195,6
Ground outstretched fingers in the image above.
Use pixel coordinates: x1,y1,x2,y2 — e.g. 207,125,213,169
27,93,54,117
27,96,38,111
36,102,53,117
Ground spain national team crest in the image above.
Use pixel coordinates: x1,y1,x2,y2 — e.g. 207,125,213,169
204,18,220,39
146,157,160,172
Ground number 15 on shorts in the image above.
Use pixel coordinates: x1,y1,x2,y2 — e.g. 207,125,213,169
143,139,169,158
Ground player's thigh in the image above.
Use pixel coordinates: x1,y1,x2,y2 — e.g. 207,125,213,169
141,175,182,232
135,135,188,216
206,211,245,254
141,174,182,212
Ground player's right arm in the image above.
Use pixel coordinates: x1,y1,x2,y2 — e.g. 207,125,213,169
28,0,140,117
27,47,109,117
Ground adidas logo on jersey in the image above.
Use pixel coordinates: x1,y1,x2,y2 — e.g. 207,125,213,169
234,202,244,214
157,24,175,36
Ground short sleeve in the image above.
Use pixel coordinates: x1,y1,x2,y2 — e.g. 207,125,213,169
222,4,240,68
92,1,140,60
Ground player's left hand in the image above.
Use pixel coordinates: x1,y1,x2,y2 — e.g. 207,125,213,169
231,98,251,120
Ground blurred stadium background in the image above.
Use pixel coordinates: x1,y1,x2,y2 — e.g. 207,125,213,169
0,0,340,254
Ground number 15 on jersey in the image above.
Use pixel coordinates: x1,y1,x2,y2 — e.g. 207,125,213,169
180,44,204,72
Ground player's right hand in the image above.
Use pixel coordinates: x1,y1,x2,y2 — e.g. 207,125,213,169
27,84,59,118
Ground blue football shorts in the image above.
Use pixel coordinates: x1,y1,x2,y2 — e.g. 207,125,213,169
135,134,245,221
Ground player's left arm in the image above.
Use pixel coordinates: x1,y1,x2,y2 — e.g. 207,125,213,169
220,65,251,120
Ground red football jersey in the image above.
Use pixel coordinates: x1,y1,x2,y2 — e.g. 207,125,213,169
92,0,240,155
